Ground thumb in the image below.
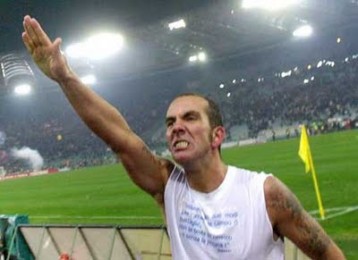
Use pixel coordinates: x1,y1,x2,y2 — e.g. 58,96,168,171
50,37,73,82
54,37,62,47
53,37,63,53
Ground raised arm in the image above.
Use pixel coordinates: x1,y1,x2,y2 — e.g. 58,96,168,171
265,176,345,260
22,15,173,205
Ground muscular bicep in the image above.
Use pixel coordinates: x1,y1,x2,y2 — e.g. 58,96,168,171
265,176,344,259
116,132,173,204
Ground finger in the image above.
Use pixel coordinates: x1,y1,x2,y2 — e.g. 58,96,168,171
23,16,52,47
22,32,35,54
22,16,33,44
31,17,52,46
23,16,40,47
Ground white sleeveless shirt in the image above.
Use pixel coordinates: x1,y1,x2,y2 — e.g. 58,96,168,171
164,165,284,260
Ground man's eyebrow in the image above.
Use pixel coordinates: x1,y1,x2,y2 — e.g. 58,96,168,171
165,116,175,124
183,110,200,118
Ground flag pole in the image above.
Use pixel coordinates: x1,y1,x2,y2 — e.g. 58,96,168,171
307,150,325,219
299,125,325,220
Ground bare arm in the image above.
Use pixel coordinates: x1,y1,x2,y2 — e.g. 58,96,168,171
22,15,173,203
265,176,345,260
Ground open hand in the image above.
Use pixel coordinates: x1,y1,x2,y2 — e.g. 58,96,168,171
22,15,72,82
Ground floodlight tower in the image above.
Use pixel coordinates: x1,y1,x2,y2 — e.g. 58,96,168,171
0,53,35,95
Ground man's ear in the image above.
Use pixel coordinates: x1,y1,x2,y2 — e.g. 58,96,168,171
211,126,226,149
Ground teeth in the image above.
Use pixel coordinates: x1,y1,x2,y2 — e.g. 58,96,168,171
175,141,189,148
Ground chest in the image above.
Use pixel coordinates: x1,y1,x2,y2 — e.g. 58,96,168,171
173,186,271,258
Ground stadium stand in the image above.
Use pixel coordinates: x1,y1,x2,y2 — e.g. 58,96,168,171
0,45,357,174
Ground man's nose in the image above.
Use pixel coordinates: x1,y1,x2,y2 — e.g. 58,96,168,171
172,121,185,135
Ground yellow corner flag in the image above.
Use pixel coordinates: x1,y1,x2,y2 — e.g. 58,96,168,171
298,125,325,219
299,125,312,173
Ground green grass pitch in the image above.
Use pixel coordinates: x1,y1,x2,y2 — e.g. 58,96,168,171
0,129,357,258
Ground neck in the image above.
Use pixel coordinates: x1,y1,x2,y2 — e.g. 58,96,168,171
184,155,228,193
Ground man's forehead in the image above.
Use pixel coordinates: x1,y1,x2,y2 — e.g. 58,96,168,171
166,96,207,115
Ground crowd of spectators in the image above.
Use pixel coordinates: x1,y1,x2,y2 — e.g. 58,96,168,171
217,54,358,139
0,38,357,175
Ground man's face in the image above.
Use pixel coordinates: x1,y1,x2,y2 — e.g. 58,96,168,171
165,96,213,165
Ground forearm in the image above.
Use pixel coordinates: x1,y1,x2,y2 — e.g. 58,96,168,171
57,71,132,151
320,241,345,260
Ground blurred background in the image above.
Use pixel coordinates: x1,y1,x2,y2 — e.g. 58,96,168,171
0,0,357,174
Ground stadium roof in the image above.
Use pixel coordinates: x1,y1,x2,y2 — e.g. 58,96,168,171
0,0,357,93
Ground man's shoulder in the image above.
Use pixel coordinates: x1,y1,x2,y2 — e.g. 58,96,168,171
228,165,272,181
263,175,285,198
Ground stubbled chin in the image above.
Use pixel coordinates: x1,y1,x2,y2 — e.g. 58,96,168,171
171,150,191,164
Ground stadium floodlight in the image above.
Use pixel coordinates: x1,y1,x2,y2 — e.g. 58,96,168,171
168,19,186,31
325,61,335,67
292,25,313,38
66,32,124,60
197,52,207,62
188,51,207,63
242,0,300,11
189,55,198,62
86,33,124,60
13,84,32,95
80,74,97,85
65,42,84,59
281,70,292,78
